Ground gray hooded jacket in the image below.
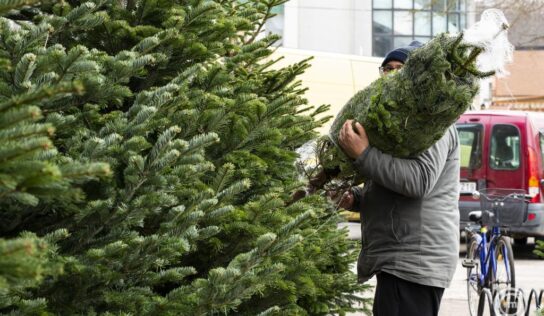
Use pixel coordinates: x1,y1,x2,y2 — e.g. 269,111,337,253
351,125,460,288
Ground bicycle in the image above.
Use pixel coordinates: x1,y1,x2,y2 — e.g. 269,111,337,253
462,188,529,316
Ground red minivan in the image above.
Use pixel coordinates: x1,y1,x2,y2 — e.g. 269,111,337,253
456,110,544,241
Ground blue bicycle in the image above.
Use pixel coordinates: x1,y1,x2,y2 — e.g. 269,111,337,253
462,188,529,316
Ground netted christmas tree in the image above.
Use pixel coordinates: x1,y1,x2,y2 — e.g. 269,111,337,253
317,9,513,187
0,0,369,314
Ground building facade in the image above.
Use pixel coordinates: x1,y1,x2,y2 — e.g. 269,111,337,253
491,50,544,111
266,0,476,57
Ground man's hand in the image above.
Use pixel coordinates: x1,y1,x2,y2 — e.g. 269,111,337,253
338,120,369,159
337,190,355,210
327,189,355,210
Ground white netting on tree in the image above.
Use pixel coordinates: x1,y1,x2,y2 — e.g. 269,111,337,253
462,9,514,77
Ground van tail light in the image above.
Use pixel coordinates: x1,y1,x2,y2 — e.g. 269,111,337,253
528,213,536,221
527,147,541,203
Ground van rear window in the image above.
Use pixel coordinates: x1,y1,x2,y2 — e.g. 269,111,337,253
456,123,483,169
490,124,520,170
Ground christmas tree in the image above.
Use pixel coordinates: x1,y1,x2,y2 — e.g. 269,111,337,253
0,0,369,314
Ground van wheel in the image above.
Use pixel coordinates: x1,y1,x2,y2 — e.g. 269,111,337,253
514,237,528,246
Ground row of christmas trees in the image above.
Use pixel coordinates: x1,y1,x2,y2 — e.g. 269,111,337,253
0,0,370,314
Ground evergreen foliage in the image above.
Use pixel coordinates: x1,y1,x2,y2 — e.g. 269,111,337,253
0,0,369,314
0,3,109,309
534,239,544,259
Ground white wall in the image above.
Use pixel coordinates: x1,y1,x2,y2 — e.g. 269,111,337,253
283,0,299,48
354,1,373,56
283,0,372,56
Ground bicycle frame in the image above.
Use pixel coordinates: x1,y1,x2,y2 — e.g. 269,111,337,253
472,225,512,287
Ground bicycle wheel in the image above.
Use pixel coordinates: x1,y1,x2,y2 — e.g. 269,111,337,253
493,236,515,291
466,238,482,316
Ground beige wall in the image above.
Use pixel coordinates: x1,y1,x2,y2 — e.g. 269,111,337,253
271,47,382,134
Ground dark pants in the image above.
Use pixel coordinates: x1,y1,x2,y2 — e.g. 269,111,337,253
373,272,444,316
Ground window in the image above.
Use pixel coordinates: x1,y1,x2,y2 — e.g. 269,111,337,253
457,123,483,169
396,0,413,9
394,11,413,35
432,0,446,11
448,13,460,33
432,13,447,35
372,0,468,56
394,36,414,48
375,0,393,9
490,124,520,170
373,10,393,34
414,12,431,36
414,0,432,10
373,36,392,57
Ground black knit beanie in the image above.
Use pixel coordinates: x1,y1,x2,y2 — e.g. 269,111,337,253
381,40,424,67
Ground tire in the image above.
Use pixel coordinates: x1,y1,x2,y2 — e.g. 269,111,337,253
467,238,482,316
493,236,516,292
493,236,518,315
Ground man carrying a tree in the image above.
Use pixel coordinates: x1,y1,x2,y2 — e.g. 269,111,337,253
338,42,460,316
